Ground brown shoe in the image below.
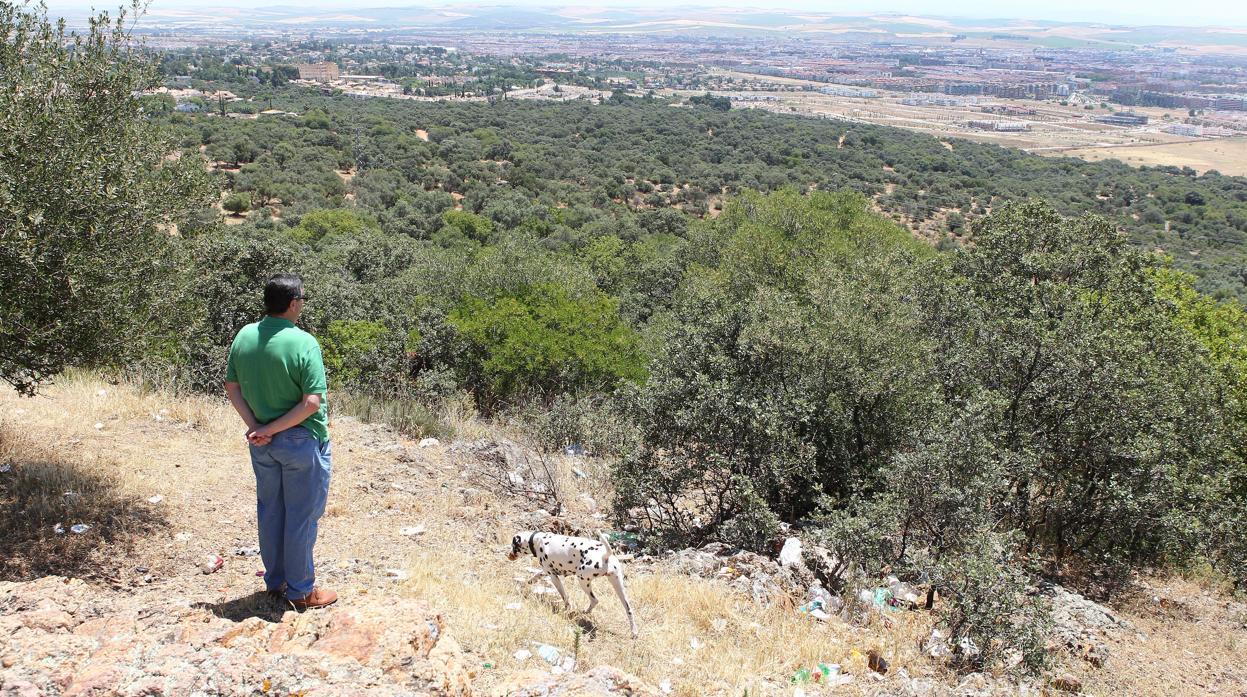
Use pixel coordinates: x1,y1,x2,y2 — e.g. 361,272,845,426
289,587,337,610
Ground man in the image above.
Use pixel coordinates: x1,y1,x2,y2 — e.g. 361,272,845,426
224,274,336,609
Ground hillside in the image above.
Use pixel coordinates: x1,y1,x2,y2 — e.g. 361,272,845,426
3,375,1246,696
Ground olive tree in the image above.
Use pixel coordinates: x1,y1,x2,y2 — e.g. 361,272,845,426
0,2,213,394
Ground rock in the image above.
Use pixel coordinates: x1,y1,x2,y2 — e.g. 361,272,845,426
1050,674,1083,692
418,438,440,448
490,665,662,696
654,542,815,605
1037,582,1133,666
0,577,472,696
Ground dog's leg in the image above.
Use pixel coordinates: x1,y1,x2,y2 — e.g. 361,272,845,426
549,573,571,608
524,570,546,585
606,567,637,638
578,577,599,614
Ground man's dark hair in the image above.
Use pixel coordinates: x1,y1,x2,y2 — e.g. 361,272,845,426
264,274,304,315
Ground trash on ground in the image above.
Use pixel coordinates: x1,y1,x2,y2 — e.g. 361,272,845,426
779,537,803,568
689,637,703,651
200,554,224,574
53,523,65,535
399,525,426,537
234,546,260,556
147,495,164,504
867,649,889,674
957,636,980,657
93,422,104,430
417,437,440,448
0,464,11,473
175,532,193,542
384,568,409,580
513,649,532,661
791,663,842,684
530,585,555,595
659,679,673,694
535,644,562,665
504,602,522,611
255,570,266,577
96,389,107,397
69,523,90,534
887,575,920,607
564,443,585,457
572,467,587,478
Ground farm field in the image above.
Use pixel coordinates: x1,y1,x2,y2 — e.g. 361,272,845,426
1051,136,1247,175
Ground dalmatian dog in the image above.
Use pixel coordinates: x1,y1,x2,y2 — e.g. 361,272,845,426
508,530,637,637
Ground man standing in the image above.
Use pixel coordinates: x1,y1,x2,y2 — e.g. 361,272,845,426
224,274,336,609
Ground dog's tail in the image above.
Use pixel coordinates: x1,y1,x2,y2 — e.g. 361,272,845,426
598,532,613,560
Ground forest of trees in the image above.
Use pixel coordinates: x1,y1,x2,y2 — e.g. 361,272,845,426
167,80,1247,301
4,3,1247,676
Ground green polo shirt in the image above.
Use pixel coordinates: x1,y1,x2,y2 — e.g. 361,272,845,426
225,316,329,443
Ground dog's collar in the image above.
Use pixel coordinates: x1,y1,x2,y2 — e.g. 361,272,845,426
528,533,539,558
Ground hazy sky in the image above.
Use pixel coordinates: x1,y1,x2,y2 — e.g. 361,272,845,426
41,0,1247,29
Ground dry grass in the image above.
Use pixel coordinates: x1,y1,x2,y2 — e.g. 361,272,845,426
1052,136,1247,176
4,373,1245,696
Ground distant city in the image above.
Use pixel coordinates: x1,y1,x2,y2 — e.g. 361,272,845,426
134,6,1247,173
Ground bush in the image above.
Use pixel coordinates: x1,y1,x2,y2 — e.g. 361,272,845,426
222,192,251,215
613,188,934,550
449,283,646,410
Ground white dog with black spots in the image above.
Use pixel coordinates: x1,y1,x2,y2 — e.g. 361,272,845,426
508,530,637,637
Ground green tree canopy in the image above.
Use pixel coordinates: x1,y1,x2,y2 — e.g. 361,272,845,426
0,2,212,394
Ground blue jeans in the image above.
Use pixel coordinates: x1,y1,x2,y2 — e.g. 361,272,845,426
248,426,332,601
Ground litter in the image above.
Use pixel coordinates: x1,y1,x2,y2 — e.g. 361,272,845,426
93,422,104,430
564,444,585,457
255,570,266,577
530,585,556,595
147,495,164,504
809,609,832,622
200,554,224,574
867,649,889,674
0,464,11,473
791,663,841,684
572,467,587,478
689,637,703,651
798,598,826,614
234,546,260,556
399,525,426,537
69,524,90,534
778,537,803,568
96,389,107,397
535,644,562,665
958,636,980,657
504,602,522,610
513,649,532,661
659,680,673,694
175,532,193,542
417,438,440,448
54,523,65,535
384,568,409,581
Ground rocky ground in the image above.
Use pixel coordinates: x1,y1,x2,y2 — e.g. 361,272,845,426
2,377,1246,696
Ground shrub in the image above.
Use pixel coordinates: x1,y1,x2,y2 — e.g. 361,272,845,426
321,320,390,389
449,283,646,410
222,192,251,215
